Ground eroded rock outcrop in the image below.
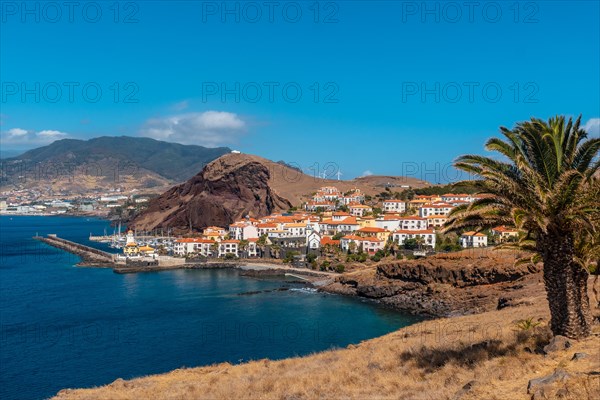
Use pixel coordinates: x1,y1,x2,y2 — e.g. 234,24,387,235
131,154,292,232
377,254,541,287
323,249,543,316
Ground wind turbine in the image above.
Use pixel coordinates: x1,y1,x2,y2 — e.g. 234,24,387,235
336,170,343,181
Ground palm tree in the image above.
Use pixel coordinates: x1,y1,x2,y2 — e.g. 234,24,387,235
270,244,281,259
239,239,249,258
414,235,425,250
444,115,599,339
210,242,219,258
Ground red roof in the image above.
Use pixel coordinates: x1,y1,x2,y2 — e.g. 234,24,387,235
321,217,359,225
320,237,340,246
257,223,278,228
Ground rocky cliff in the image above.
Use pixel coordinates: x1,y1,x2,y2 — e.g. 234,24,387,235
323,248,543,316
131,154,293,231
376,252,541,287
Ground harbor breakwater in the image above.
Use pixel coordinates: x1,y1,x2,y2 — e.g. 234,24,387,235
33,234,115,266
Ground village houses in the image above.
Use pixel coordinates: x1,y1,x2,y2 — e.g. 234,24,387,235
163,188,490,262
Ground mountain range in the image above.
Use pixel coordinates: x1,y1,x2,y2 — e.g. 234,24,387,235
0,137,231,193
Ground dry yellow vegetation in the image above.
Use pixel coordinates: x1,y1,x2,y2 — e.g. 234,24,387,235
53,277,600,400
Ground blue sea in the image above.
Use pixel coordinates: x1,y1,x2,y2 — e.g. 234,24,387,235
0,216,420,400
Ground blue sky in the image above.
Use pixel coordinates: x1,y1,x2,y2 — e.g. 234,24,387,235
1,1,599,182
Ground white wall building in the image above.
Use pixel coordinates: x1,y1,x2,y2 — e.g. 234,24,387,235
392,229,436,248
174,238,215,256
382,200,406,213
218,240,240,257
460,232,488,248
418,203,454,218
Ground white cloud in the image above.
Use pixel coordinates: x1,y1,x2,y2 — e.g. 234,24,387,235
361,170,374,177
139,111,246,146
583,118,600,136
7,128,28,137
1,128,68,146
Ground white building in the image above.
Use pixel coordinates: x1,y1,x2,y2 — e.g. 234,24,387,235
306,229,321,250
375,215,402,231
340,235,384,254
382,200,406,213
392,229,436,249
398,216,428,231
305,201,336,212
348,204,372,217
319,216,360,235
418,203,454,218
426,215,448,228
441,193,473,203
174,238,216,256
282,223,307,237
229,222,259,240
460,232,488,248
257,223,278,237
218,240,240,257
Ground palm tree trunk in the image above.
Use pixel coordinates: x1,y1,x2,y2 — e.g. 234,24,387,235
538,230,592,339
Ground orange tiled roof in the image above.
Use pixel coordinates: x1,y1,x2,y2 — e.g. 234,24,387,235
257,223,278,228
284,223,307,228
320,237,340,246
462,231,486,237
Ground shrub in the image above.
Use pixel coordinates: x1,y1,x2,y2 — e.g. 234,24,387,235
335,264,345,273
371,249,386,262
515,317,541,331
283,251,300,264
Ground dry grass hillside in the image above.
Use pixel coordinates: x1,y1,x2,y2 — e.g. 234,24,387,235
54,277,600,400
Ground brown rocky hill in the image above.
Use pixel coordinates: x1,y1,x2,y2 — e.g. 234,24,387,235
131,153,431,232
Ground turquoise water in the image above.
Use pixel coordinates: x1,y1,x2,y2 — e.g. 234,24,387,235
0,216,420,400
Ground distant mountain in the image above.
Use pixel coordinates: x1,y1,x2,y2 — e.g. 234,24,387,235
0,136,230,192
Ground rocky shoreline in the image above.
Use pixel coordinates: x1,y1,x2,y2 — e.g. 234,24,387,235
317,249,545,317
111,250,546,319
